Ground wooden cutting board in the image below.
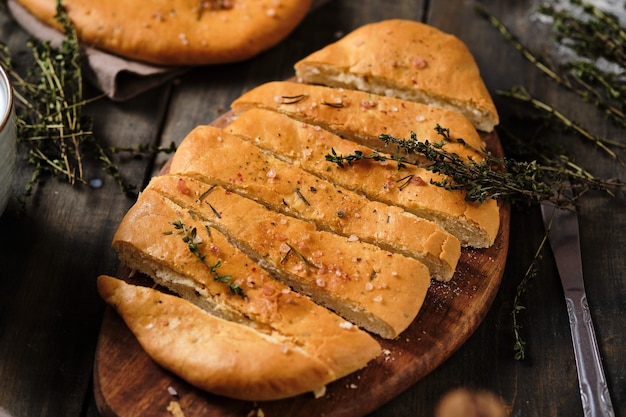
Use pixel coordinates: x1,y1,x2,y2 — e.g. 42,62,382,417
93,125,510,417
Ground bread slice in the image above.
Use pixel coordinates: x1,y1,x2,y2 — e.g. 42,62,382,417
230,81,486,166
146,174,431,339
168,124,459,281
98,275,377,401
219,111,498,248
293,19,499,132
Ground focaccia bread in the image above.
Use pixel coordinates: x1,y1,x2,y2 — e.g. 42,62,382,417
293,19,499,132
170,124,460,281
101,18,503,403
230,81,486,165
146,174,432,339
97,275,379,401
222,109,499,248
15,0,312,65
109,190,381,399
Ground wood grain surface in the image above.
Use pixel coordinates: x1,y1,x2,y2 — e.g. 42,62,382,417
92,127,511,416
2,2,625,417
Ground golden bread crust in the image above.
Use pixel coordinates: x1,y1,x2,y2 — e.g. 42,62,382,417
109,191,381,395
98,275,339,401
225,108,461,280
231,81,486,164
228,100,499,247
293,19,499,131
146,172,430,339
16,0,312,65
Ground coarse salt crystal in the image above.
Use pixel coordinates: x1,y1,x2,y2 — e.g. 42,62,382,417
339,321,353,329
347,234,359,242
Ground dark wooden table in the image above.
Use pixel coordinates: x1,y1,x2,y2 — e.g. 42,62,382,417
1,1,624,416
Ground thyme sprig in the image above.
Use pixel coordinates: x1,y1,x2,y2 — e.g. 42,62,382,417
326,125,624,207
511,231,548,361
476,3,626,162
0,1,174,198
170,217,244,297
477,1,626,359
325,148,408,169
498,86,625,165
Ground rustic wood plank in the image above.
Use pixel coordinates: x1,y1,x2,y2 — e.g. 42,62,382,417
0,8,172,416
2,1,625,416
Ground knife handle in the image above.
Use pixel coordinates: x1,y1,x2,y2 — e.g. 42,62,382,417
566,293,615,417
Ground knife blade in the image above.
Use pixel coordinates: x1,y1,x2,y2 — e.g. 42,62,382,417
540,199,615,417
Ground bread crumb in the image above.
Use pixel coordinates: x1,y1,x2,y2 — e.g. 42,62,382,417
246,408,265,417
339,321,353,329
166,401,185,417
313,386,327,398
435,388,509,417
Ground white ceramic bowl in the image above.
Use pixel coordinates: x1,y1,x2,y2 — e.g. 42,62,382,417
0,65,16,215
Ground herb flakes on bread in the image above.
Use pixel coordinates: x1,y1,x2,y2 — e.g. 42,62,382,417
101,18,503,404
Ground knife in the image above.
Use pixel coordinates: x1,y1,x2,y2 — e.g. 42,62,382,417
540,197,615,417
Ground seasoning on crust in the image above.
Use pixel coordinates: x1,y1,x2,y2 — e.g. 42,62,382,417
147,173,431,339
293,19,499,132
108,190,381,397
230,81,487,165
97,275,379,401
15,0,312,65
219,109,498,248
169,123,460,281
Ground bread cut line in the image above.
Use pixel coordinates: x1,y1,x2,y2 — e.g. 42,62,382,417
97,275,379,401
107,188,381,400
170,124,460,281
145,173,431,339
223,108,499,248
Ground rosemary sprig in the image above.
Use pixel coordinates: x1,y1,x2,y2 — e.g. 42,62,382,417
170,217,244,297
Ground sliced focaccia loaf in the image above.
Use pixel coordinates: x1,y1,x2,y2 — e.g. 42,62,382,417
230,81,486,165
147,174,431,339
97,275,374,401
109,191,381,398
293,19,499,132
169,125,461,280
221,111,498,248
